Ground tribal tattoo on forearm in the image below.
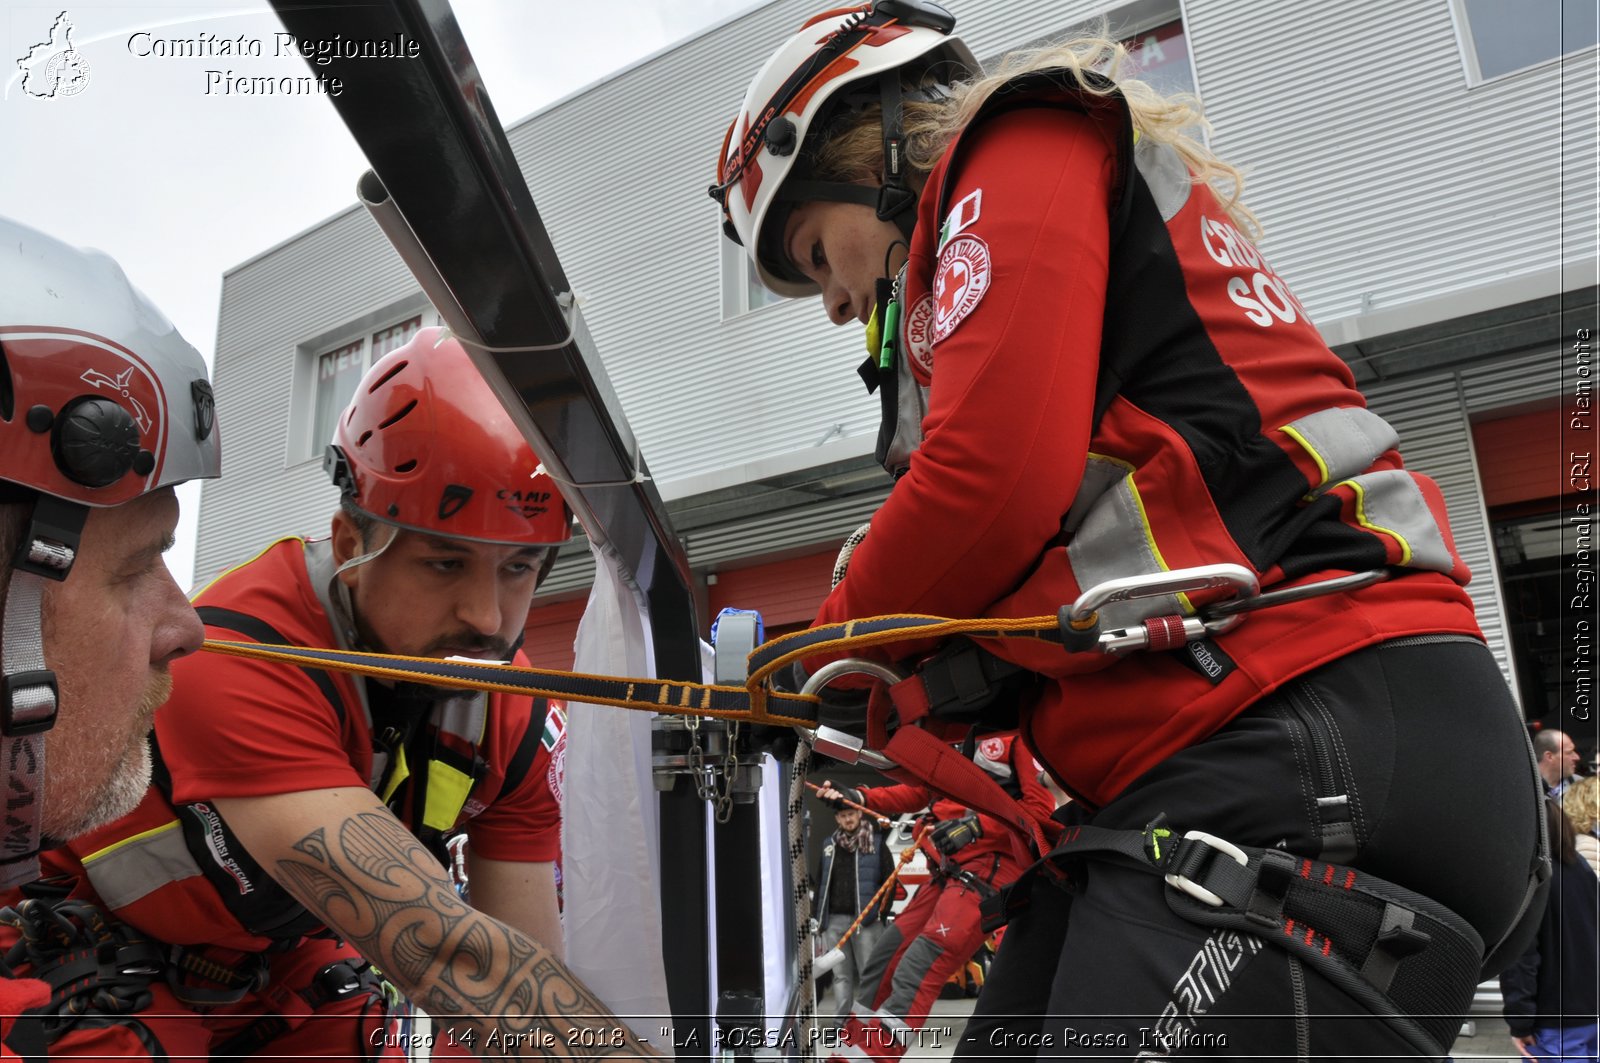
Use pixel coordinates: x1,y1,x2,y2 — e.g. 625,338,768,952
274,811,651,1059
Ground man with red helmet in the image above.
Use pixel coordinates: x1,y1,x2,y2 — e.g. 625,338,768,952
0,213,220,1055
33,327,650,1058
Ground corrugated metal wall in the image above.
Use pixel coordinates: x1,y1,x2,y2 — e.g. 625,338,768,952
197,206,424,582
197,0,1596,602
1189,0,1596,320
1365,348,1567,692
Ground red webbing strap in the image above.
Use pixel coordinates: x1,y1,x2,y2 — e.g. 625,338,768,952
880,725,1060,864
865,680,1059,861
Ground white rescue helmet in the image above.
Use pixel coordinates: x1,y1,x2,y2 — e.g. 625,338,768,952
709,0,977,298
0,216,221,508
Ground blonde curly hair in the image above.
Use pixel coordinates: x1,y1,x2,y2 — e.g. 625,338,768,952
809,28,1260,239
1563,774,1600,836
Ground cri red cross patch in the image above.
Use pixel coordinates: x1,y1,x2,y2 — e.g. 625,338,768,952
932,235,990,343
904,293,935,375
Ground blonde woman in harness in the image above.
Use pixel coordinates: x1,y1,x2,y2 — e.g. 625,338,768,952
711,2,1546,1057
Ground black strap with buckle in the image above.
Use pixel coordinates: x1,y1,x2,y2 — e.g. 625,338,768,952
983,815,1484,1058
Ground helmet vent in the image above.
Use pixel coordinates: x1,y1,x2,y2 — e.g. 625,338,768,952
378,400,417,430
394,459,418,473
0,340,13,422
368,359,408,393
357,430,373,446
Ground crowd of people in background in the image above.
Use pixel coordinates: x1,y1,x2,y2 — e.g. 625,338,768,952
1496,728,1600,1063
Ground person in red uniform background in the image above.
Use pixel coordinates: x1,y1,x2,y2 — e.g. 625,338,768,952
34,329,650,1059
818,733,1052,1038
712,2,1544,1058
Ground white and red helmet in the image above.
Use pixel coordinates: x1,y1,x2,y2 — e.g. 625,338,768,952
709,0,977,297
0,216,221,509
0,215,222,884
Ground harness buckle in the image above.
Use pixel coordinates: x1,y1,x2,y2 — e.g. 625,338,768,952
1,670,59,736
1162,830,1248,908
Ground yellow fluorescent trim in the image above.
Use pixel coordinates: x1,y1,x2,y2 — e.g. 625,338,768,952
1337,479,1412,566
380,746,411,804
1278,424,1330,488
193,535,307,603
82,819,181,864
1124,474,1196,615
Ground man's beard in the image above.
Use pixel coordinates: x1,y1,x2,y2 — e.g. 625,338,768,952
43,670,170,843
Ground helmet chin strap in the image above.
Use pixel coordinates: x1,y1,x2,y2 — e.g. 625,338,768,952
325,520,400,653
763,70,945,283
0,495,87,889
875,69,920,242
333,519,400,578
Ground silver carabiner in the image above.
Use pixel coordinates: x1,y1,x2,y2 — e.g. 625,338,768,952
797,659,905,771
1069,564,1260,653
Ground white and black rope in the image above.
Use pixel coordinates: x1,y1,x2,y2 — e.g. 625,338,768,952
789,739,818,1061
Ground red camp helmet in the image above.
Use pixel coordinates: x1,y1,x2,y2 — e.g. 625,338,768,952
326,327,572,550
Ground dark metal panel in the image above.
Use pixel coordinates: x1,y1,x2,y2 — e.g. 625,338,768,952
268,0,698,676
265,2,729,1054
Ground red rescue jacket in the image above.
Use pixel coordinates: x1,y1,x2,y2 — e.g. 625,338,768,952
814,72,1479,809
42,537,562,954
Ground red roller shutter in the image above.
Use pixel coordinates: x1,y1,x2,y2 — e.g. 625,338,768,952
1474,405,1567,512
521,597,588,671
708,550,837,629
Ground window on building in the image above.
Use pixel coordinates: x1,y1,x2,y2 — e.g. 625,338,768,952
1475,405,1589,730
1493,512,1581,726
1453,0,1598,84
720,238,787,319
1118,18,1196,97
308,315,422,459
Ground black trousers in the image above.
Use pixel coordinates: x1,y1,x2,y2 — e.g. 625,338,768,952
956,637,1543,1061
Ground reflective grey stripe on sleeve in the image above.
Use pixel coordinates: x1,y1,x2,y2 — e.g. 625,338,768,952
1063,454,1135,538
1281,407,1400,493
1066,461,1186,628
1134,138,1192,222
1338,470,1455,572
82,820,204,910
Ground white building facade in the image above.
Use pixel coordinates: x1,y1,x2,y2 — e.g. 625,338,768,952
198,0,1598,733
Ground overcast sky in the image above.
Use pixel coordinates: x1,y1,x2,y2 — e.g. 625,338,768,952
2,0,757,587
